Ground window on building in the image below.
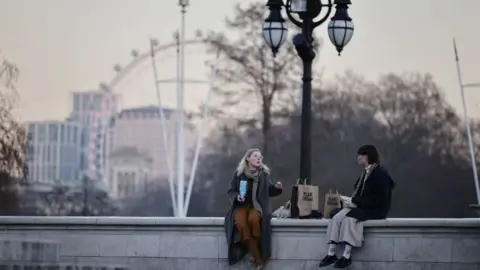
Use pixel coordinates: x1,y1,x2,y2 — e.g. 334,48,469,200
46,144,51,162
49,165,55,181
42,165,48,183
73,126,78,144
108,170,113,188
67,146,78,163
51,145,57,162
93,94,102,110
42,145,48,164
80,151,87,171
28,124,36,145
66,125,72,144
52,165,57,181
34,166,40,183
38,125,46,142
73,169,79,182
71,126,75,144
60,124,66,144
60,164,74,182
27,137,34,161
27,163,34,181
82,95,91,111
48,124,58,142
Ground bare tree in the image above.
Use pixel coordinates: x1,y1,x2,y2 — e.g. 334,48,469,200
20,180,117,216
206,1,321,155
365,73,460,165
194,70,477,218
118,183,173,217
337,72,475,217
0,55,27,215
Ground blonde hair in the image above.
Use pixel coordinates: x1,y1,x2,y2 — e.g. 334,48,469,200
236,148,270,176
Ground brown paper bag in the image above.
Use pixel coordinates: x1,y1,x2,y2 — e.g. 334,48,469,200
297,179,319,217
323,189,341,218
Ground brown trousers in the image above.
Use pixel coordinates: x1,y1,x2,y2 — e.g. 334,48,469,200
234,204,262,264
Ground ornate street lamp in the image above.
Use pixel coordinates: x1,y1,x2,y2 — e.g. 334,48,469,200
263,0,354,184
263,1,289,57
328,0,354,55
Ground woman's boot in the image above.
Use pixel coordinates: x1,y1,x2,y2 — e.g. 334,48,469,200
255,262,264,270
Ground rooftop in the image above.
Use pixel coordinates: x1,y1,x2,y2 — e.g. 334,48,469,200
117,105,176,118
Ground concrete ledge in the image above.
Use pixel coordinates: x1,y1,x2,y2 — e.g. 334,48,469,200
1,216,479,227
1,217,479,270
0,239,60,262
0,262,127,270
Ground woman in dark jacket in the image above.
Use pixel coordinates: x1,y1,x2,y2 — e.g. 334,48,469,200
224,148,283,269
319,145,395,269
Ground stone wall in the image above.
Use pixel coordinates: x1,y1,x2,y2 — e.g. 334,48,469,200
0,217,479,270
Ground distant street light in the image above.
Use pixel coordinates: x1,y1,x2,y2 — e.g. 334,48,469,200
263,0,354,184
176,0,190,217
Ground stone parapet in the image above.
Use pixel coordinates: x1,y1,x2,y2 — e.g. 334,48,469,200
1,217,479,270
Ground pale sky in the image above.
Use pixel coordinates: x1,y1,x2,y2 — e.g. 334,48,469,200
1,0,479,122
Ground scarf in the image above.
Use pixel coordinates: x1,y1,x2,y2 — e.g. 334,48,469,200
243,168,263,216
352,163,378,198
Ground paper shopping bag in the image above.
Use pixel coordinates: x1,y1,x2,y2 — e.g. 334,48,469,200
323,189,341,218
297,179,319,217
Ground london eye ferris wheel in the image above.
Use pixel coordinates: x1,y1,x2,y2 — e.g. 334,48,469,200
86,29,219,217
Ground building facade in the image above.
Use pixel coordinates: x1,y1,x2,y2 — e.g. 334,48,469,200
70,90,120,128
108,147,151,199
69,89,119,182
106,105,195,190
27,121,85,184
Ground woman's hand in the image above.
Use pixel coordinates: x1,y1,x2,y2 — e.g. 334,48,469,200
340,196,351,205
237,195,245,202
344,201,357,209
274,182,283,189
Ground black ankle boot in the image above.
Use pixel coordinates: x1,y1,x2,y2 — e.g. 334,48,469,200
318,254,337,267
333,256,352,268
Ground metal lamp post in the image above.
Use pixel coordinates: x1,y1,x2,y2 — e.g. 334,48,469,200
176,0,189,217
457,80,480,205
453,39,480,205
263,0,354,183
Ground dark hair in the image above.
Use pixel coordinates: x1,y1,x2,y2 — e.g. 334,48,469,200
357,145,380,164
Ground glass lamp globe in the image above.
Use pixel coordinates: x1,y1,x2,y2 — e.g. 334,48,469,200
263,20,288,57
263,0,288,57
328,6,354,55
